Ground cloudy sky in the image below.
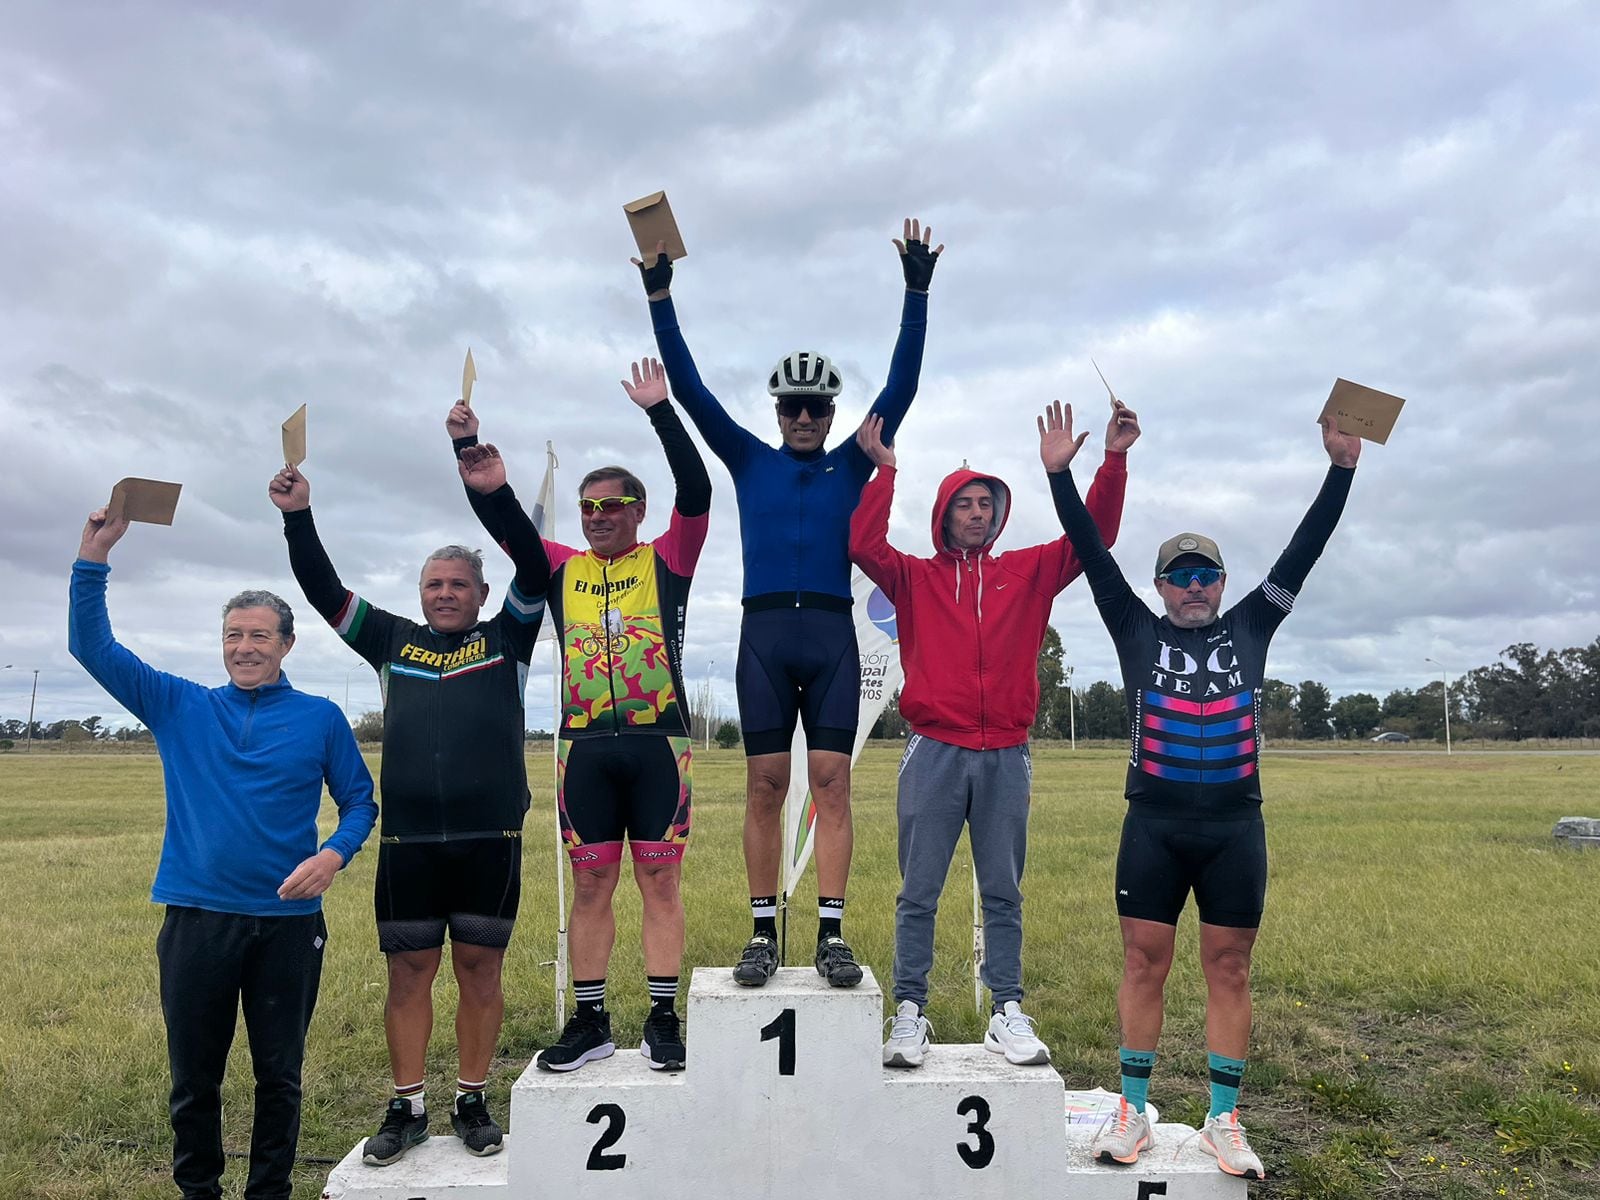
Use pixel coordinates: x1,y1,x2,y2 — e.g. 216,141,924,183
3,0,1596,730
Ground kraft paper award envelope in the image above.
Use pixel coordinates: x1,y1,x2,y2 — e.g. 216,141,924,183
281,404,307,466
624,190,688,262
1319,378,1406,444
108,478,182,525
462,347,477,407
1091,358,1120,405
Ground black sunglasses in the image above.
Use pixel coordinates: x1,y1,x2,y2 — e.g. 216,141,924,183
775,396,835,420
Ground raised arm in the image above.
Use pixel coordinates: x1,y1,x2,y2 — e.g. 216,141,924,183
844,218,941,472
270,466,397,662
269,466,350,623
621,357,712,575
458,442,553,605
633,244,756,469
68,508,188,723
847,414,911,600
1245,417,1359,626
1040,402,1148,634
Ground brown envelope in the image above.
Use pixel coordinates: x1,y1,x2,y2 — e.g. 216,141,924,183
282,404,308,466
108,478,182,525
462,347,477,407
624,190,688,262
1091,358,1120,405
1319,379,1406,444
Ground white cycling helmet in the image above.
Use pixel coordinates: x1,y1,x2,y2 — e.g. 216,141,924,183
768,351,843,398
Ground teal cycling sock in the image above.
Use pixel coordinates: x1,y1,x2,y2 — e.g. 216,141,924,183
1119,1047,1157,1113
1208,1052,1247,1118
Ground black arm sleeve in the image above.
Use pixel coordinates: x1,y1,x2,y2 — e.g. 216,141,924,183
281,508,351,623
1269,465,1356,593
647,401,712,518
481,484,550,598
1048,467,1149,636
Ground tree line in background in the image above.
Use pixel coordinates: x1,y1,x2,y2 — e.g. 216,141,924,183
5,636,1596,748
868,631,1600,743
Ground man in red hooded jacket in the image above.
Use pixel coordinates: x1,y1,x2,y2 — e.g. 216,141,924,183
849,400,1140,1067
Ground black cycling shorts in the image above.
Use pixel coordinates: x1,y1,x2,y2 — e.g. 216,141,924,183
1114,808,1267,929
374,837,522,953
557,735,692,869
736,607,859,756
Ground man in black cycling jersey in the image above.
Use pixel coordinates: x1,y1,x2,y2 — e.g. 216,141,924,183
1044,399,1360,1181
269,443,548,1165
634,217,943,988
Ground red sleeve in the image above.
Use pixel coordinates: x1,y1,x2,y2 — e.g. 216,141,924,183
653,508,710,576
1028,451,1129,593
848,467,910,603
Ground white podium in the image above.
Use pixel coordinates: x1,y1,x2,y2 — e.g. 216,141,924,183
323,967,1246,1199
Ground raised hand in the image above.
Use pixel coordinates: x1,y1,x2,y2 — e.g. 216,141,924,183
1105,398,1142,454
1319,415,1362,468
1038,400,1090,472
459,443,508,494
268,464,311,512
620,358,668,409
446,401,479,440
855,413,896,469
78,506,131,564
630,239,673,300
893,216,944,292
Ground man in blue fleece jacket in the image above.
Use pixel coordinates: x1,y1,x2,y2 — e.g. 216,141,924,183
69,504,377,1200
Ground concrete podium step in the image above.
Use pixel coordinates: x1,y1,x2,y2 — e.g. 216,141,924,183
321,964,1249,1199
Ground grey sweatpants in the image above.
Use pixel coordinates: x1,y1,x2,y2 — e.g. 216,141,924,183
893,733,1032,1008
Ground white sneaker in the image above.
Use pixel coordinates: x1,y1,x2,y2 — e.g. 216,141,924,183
1088,1097,1153,1165
983,1001,1050,1065
882,999,932,1068
1199,1110,1265,1179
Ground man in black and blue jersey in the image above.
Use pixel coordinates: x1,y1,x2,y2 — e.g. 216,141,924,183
270,443,547,1165
633,218,943,987
1044,398,1361,1180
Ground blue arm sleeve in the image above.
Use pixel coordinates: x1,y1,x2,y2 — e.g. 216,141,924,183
842,289,929,475
320,713,377,865
68,560,188,727
650,296,757,471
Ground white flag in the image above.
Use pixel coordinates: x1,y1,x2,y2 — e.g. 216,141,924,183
532,440,560,644
781,569,903,898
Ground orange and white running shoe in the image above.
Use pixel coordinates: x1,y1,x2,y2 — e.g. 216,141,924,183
1089,1097,1153,1165
1199,1109,1265,1179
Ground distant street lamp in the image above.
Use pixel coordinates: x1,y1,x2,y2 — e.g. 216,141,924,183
703,659,716,751
344,662,366,717
1424,658,1453,756
3,666,40,753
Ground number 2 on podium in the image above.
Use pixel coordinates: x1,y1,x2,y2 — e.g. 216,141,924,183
759,1007,796,1075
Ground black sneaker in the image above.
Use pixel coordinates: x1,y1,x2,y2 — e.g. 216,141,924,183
732,935,780,987
362,1097,428,1166
450,1090,504,1157
814,936,863,988
640,1010,687,1072
535,1009,616,1072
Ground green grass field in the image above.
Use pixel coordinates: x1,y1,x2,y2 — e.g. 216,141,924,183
2,746,1598,1199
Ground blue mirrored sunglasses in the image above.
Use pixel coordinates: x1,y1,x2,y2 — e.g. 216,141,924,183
1158,566,1224,588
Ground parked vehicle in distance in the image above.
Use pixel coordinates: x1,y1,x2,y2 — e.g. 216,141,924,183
1370,731,1412,743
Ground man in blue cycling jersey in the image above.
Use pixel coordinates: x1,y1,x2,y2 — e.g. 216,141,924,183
634,218,943,987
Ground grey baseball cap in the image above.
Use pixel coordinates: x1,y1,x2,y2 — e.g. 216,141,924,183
1154,532,1225,575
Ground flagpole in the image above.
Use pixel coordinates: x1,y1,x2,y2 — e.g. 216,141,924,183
971,862,985,1018
541,440,568,1025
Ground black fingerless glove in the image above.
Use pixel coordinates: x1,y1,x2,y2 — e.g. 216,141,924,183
638,251,673,295
900,240,940,292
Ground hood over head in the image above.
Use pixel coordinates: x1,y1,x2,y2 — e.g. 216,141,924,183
931,467,1011,555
